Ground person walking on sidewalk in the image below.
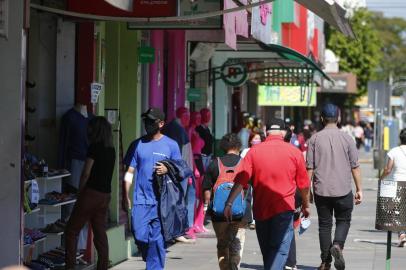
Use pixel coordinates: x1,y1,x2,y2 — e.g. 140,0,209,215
224,119,311,270
306,103,363,270
380,128,406,247
202,133,246,270
122,108,182,270
65,116,115,270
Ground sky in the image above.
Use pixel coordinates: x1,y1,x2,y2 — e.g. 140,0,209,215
366,0,406,19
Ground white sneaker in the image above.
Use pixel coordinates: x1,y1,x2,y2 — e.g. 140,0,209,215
175,236,196,244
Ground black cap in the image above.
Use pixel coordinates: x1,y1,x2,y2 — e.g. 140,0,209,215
142,107,165,121
268,118,285,130
321,103,339,118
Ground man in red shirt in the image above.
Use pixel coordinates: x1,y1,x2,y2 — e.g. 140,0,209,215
224,118,310,270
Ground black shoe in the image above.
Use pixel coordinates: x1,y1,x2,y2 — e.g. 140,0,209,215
330,244,345,270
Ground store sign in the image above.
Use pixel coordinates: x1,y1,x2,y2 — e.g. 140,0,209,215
103,0,132,11
138,46,155,63
91,82,104,104
221,62,248,87
0,0,8,39
128,0,222,29
251,0,273,44
187,88,203,102
258,85,317,107
67,0,177,18
322,73,357,94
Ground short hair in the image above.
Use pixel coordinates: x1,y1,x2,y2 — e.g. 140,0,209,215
322,116,338,124
88,116,113,147
220,133,242,152
400,128,406,145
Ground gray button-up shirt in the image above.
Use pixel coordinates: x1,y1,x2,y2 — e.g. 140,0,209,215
306,126,359,197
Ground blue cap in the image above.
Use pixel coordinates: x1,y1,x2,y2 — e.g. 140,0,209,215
321,103,339,118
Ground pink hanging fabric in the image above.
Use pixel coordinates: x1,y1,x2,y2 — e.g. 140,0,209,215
224,0,237,50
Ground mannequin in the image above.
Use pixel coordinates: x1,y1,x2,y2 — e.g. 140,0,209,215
196,108,214,170
58,102,92,252
162,107,193,168
162,107,196,241
189,112,209,233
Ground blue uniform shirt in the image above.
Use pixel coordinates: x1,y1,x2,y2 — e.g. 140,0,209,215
125,135,181,205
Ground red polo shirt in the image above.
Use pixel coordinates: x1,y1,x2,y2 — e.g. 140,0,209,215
235,135,310,221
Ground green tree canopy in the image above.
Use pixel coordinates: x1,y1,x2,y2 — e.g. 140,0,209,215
327,8,382,96
371,13,406,83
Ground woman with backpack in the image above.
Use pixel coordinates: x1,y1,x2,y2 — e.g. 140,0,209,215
202,133,246,270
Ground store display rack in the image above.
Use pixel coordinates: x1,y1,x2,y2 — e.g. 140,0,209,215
23,173,74,264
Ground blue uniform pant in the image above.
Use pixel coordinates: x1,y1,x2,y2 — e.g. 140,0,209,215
256,211,294,270
131,204,165,270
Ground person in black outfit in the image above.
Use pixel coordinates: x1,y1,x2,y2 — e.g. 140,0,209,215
65,116,115,270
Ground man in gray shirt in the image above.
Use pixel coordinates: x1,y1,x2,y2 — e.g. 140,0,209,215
306,103,362,270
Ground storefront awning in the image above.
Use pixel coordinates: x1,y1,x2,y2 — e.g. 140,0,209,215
31,0,354,38
294,0,355,38
257,43,332,82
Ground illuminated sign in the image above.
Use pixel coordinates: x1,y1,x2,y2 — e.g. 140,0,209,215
258,85,316,107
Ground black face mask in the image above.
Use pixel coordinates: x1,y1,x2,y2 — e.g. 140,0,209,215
144,119,160,135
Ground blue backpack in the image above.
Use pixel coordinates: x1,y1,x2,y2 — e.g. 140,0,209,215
211,158,246,219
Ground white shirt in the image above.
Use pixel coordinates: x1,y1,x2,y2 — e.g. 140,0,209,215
240,148,250,158
353,126,364,139
387,145,406,181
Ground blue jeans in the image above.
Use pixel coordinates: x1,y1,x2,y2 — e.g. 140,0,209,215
256,211,294,270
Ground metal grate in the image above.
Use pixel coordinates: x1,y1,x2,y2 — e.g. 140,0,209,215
376,181,406,231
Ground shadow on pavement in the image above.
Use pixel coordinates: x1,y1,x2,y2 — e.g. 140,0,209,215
297,265,317,270
240,263,263,269
240,263,316,270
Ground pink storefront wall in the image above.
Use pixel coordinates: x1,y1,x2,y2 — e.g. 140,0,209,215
149,30,165,109
167,30,186,121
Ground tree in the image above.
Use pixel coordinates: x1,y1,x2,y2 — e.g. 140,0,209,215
327,8,382,96
371,14,406,83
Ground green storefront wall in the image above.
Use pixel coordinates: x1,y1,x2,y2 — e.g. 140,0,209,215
97,21,141,265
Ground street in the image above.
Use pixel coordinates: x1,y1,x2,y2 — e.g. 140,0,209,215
113,153,406,270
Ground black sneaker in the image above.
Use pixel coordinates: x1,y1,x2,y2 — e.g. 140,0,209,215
330,244,345,270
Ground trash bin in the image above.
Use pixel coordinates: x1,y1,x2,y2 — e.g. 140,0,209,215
373,149,387,170
376,180,406,231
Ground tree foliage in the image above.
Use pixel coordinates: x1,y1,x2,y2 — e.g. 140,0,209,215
371,13,406,82
327,8,382,96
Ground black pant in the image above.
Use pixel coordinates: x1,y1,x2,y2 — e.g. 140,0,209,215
315,192,353,263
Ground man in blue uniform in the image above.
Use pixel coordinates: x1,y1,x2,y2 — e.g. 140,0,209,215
123,108,181,270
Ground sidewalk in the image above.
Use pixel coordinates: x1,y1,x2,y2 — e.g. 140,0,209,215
112,152,406,270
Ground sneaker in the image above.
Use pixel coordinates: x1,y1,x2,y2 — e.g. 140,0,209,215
285,266,298,270
249,223,256,230
330,244,345,270
398,234,406,247
175,236,196,244
317,262,331,270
